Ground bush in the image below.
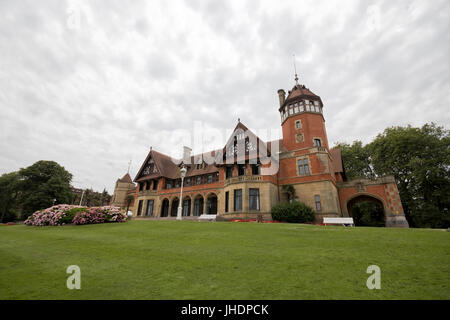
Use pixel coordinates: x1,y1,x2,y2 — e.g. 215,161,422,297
24,205,126,226
61,207,87,224
271,201,315,223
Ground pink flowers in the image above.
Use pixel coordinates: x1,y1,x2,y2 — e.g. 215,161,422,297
24,205,127,226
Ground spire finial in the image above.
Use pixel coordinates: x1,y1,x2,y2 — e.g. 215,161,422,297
238,118,240,123
293,54,299,85
127,160,132,174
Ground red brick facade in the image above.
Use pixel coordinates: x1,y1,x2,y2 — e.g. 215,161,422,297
112,79,409,227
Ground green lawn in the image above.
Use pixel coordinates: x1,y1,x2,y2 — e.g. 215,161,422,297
0,220,448,299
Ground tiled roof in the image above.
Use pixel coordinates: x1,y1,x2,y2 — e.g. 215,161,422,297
279,84,322,111
118,173,133,183
134,121,272,182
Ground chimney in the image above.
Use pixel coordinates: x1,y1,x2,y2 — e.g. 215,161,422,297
183,146,192,164
277,89,286,107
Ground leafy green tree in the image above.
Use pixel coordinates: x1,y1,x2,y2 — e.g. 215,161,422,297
281,184,296,202
101,188,111,206
0,172,21,222
369,123,449,228
335,141,375,180
126,194,134,214
18,161,74,217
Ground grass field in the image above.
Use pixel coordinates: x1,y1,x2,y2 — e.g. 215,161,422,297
0,220,448,300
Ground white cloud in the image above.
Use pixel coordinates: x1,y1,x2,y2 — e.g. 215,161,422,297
0,0,449,193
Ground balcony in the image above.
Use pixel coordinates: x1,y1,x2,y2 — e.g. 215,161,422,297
138,190,158,197
224,175,262,186
309,146,328,154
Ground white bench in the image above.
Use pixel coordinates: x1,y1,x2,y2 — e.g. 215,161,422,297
198,214,217,221
323,217,354,227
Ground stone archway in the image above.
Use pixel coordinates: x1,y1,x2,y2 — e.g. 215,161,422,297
171,197,179,217
161,198,169,217
206,193,218,215
193,195,204,216
338,176,409,228
346,194,386,227
182,196,191,217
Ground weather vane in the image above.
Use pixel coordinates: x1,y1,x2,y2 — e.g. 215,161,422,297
293,54,299,85
127,160,132,174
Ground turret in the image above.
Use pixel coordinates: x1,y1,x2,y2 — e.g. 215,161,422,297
278,83,329,151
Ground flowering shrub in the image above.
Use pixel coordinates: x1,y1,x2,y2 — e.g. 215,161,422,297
25,205,126,226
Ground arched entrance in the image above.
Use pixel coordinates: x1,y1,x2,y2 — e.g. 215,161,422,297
206,193,218,215
171,198,179,217
193,195,204,216
182,197,191,216
161,198,169,217
346,194,386,227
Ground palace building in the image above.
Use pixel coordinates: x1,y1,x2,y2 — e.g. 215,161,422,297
111,76,409,227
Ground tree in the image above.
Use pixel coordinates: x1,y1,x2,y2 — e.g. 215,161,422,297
18,161,74,217
369,123,449,228
0,172,21,222
101,188,111,206
126,194,134,214
281,184,296,202
350,202,385,227
335,141,375,180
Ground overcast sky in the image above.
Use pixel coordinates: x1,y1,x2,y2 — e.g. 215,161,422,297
0,0,449,193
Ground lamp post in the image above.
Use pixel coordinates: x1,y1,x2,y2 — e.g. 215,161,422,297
176,166,187,220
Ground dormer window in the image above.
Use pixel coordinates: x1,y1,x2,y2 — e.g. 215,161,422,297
196,161,206,170
238,164,246,176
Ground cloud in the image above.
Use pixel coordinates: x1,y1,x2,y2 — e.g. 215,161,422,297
0,0,448,193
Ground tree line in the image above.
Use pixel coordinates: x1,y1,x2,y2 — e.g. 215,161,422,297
336,123,449,228
0,160,111,223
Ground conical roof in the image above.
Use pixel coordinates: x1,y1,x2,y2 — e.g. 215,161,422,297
279,84,322,111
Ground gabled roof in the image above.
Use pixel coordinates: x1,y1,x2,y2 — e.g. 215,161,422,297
134,149,180,182
134,121,275,181
222,121,271,163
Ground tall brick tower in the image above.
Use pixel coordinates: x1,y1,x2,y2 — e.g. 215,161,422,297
278,79,329,151
277,75,341,220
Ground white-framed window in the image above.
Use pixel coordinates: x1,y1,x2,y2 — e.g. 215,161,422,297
295,120,302,129
297,158,310,176
249,188,260,211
